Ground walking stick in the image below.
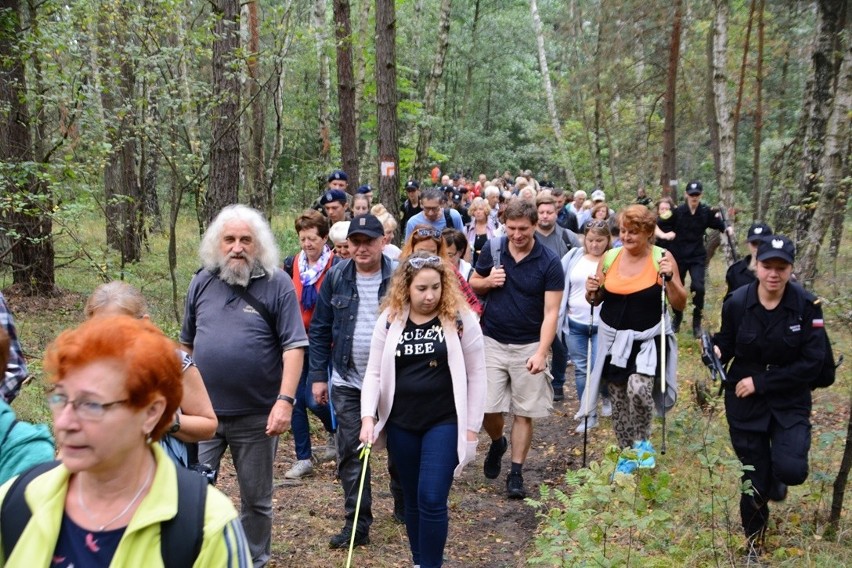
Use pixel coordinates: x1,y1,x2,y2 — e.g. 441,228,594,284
660,277,668,455
582,303,595,468
346,443,372,568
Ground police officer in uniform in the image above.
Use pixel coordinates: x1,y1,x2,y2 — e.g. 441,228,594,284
713,235,826,561
724,222,772,300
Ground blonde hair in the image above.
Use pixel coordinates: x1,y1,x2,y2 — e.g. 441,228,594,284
381,251,467,323
85,281,147,319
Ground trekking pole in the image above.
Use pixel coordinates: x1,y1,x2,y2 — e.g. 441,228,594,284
346,442,372,568
582,302,595,467
660,277,668,455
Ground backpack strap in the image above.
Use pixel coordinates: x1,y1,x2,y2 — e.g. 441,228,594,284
443,208,453,230
232,285,277,333
602,246,666,275
161,465,208,568
1,460,62,560
490,236,504,267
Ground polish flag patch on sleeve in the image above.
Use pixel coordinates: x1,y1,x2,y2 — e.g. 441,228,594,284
812,319,824,328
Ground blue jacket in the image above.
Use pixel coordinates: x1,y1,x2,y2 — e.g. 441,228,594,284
307,255,394,386
0,400,55,485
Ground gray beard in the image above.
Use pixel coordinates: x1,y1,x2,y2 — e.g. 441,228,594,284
218,259,254,287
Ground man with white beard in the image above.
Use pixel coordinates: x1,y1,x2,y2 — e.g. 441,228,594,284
181,204,307,567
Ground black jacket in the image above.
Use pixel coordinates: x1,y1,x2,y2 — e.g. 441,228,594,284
714,281,825,430
669,203,725,263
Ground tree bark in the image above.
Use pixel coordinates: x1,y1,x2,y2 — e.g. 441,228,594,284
375,0,399,220
206,0,241,226
244,1,268,216
0,0,55,294
530,0,578,191
733,0,756,148
314,0,332,169
711,1,736,215
660,0,682,199
334,0,359,189
750,0,765,220
413,0,452,183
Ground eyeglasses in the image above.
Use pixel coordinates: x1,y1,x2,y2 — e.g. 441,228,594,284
421,206,441,213
413,228,441,239
407,255,442,269
46,392,129,421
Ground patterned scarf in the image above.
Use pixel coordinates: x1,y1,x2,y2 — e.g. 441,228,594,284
298,245,332,310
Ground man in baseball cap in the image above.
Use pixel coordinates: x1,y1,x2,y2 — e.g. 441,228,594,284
401,180,422,228
724,222,773,299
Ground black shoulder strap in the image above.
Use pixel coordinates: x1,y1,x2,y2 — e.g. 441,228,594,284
161,465,208,568
444,208,453,229
233,285,277,333
283,255,295,278
1,460,62,559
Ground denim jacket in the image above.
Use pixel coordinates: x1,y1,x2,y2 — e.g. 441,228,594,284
307,255,394,387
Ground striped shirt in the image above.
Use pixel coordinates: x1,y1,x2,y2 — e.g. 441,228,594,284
331,270,382,390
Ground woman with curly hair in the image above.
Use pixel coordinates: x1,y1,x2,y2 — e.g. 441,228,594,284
360,251,486,568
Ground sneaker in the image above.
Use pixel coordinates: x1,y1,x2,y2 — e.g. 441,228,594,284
574,414,599,433
506,471,526,499
553,386,564,402
329,527,370,549
600,398,612,417
284,459,314,479
483,436,508,479
633,440,656,469
615,456,638,475
318,435,337,463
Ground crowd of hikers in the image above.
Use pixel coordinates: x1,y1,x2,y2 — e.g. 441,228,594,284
0,167,836,567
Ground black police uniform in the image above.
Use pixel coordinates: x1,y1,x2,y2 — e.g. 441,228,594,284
669,202,725,332
724,255,756,300
714,280,826,540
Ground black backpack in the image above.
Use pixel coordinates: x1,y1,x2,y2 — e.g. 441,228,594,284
1,461,208,567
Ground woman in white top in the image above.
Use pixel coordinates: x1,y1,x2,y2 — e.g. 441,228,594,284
558,220,612,432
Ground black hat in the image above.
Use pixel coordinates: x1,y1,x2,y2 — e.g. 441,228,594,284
405,180,420,191
320,189,348,205
746,222,772,243
451,173,460,181
451,192,462,204
356,184,373,195
441,185,454,193
328,170,348,182
346,214,384,239
686,180,703,195
756,235,795,264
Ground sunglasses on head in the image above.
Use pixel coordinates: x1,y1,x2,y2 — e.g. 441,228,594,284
407,255,442,270
585,220,609,231
413,228,442,239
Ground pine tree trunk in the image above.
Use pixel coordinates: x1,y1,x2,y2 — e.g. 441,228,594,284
206,0,241,226
751,0,765,220
413,0,452,183
0,0,55,294
375,0,399,219
712,0,736,214
314,0,332,168
660,0,682,199
245,1,268,216
334,0,359,189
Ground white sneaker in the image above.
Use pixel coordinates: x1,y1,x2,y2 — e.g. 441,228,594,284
574,415,599,433
601,398,613,417
317,435,337,463
284,459,314,479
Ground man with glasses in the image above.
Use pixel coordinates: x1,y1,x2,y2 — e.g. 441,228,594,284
309,214,399,549
404,188,464,239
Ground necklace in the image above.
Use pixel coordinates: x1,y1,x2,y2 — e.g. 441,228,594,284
76,460,154,532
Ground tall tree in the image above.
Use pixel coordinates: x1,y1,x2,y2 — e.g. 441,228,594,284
530,0,578,190
244,1,268,216
660,0,683,199
375,0,399,219
750,0,766,220
412,0,452,182
710,0,736,214
334,0,359,189
0,0,55,294
313,0,332,169
206,0,241,225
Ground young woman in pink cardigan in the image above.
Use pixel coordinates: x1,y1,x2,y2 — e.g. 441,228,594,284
360,252,487,568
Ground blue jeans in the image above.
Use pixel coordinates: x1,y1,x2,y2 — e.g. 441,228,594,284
386,422,458,568
551,334,568,390
199,414,277,567
565,319,604,405
292,352,334,460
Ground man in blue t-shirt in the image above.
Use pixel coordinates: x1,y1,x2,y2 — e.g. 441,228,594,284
470,200,564,500
404,188,464,239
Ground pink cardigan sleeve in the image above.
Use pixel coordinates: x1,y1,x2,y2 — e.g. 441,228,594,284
458,310,486,433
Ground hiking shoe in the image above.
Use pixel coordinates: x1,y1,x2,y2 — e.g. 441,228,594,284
506,472,526,499
318,435,337,463
600,398,612,417
483,436,508,479
553,386,564,402
615,456,638,475
633,440,656,469
769,477,788,502
284,459,314,479
329,527,369,549
574,414,598,433
393,498,405,524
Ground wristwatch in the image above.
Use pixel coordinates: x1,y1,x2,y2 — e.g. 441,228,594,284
168,413,181,434
276,394,296,405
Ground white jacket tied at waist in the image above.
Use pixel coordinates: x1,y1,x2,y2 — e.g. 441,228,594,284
577,315,678,418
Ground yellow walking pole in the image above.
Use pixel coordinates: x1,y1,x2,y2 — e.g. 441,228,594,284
346,443,372,568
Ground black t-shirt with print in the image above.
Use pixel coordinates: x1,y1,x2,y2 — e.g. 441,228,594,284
390,316,457,431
